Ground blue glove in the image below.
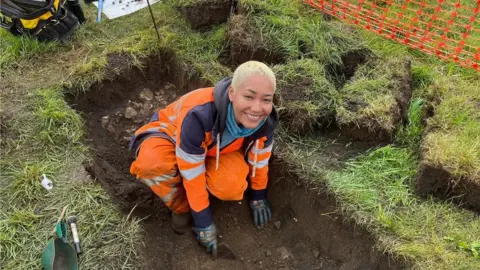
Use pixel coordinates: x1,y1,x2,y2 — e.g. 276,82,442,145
193,223,217,254
249,199,272,228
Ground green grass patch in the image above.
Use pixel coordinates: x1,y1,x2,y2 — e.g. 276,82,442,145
395,97,425,148
239,0,364,66
0,31,59,69
336,58,411,135
0,78,141,268
421,77,480,181
273,58,337,133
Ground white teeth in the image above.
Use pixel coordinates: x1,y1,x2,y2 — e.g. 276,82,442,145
245,113,260,120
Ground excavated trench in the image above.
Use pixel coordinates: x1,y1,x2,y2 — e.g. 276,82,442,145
68,50,408,269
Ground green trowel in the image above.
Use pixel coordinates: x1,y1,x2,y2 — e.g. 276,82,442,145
41,222,79,270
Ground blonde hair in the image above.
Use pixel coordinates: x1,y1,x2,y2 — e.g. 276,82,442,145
232,61,276,92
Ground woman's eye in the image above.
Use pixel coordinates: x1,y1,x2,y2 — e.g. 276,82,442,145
245,96,253,100
264,99,272,103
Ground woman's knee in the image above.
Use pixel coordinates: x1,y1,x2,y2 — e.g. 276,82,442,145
205,151,249,201
130,137,177,179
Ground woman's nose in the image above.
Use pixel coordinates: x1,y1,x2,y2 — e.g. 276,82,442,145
251,100,262,112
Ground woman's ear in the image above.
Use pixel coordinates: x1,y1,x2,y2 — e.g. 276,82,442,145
228,86,234,102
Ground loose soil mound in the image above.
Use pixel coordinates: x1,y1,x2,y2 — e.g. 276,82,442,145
177,0,234,30
69,52,407,269
224,15,286,67
336,59,412,142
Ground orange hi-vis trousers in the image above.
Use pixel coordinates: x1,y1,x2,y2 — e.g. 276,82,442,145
130,137,249,214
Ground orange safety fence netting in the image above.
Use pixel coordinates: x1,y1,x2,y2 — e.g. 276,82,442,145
306,0,480,71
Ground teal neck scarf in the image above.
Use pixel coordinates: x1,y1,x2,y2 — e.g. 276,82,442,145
226,103,266,138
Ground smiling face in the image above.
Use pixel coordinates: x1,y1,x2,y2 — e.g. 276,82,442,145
228,74,275,129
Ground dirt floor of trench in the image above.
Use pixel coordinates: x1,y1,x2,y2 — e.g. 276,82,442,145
68,53,407,270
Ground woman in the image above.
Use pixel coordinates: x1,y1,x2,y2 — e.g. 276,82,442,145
129,61,278,255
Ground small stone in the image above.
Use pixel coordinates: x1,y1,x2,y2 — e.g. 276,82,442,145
101,115,109,128
277,247,294,260
274,221,281,230
164,83,175,90
240,257,244,261
139,109,148,118
125,107,137,119
233,217,238,223
139,88,154,101
143,103,153,111
313,249,320,258
266,250,272,257
107,124,115,134
132,102,142,109
258,261,263,265
155,95,163,102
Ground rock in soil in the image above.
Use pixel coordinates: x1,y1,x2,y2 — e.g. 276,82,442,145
274,221,281,230
313,249,320,258
277,247,294,260
125,107,138,119
101,116,109,128
107,124,115,134
266,250,272,257
139,88,154,101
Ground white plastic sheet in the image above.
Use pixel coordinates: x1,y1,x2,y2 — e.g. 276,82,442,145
93,0,161,20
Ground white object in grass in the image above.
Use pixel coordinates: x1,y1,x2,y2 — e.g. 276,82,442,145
41,174,53,190
93,0,161,20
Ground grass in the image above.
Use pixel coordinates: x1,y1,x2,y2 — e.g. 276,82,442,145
336,58,410,135
0,84,141,268
273,58,337,133
0,31,59,69
395,97,425,148
421,76,480,182
239,0,364,66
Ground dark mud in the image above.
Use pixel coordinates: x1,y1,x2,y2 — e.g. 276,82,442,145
416,162,480,213
69,52,408,269
177,0,234,30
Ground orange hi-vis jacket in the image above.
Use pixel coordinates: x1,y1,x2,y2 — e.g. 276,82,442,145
129,78,278,228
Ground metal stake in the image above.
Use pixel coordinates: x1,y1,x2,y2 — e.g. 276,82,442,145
146,0,161,41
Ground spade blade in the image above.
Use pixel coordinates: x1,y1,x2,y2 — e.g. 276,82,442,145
212,243,237,260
